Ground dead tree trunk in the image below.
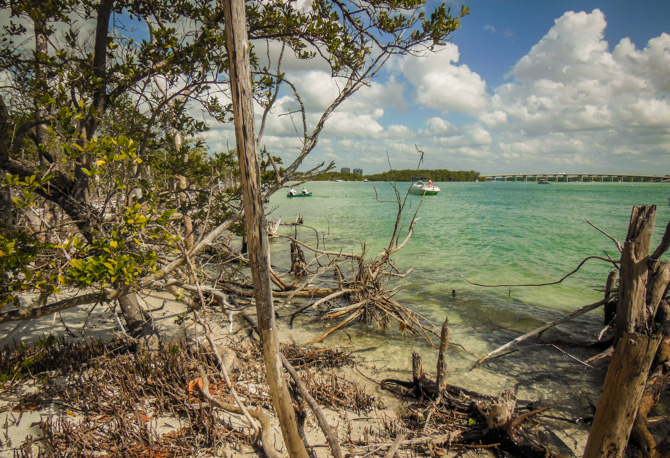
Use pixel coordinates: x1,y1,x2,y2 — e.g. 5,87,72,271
585,205,670,457
223,1,308,456
615,205,655,338
436,317,449,394
583,332,662,458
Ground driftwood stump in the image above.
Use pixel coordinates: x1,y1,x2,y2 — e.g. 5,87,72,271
290,240,309,277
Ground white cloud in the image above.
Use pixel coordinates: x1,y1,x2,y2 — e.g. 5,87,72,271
613,34,670,92
385,124,414,139
479,110,507,128
321,109,385,139
423,117,455,135
201,8,670,175
468,9,670,173
397,44,489,115
510,10,609,83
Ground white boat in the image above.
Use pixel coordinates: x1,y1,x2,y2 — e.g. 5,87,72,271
409,177,440,195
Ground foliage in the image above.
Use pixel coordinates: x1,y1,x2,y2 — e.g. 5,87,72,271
0,0,468,312
0,229,48,308
308,171,366,182
366,169,481,182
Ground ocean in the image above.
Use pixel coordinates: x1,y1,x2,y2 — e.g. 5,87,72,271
267,180,670,419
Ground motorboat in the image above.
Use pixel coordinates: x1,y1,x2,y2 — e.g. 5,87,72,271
538,178,550,184
409,177,440,195
287,187,312,198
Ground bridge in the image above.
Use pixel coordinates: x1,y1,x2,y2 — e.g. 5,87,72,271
481,173,670,183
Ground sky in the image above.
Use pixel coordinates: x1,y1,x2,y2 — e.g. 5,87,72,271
203,0,670,176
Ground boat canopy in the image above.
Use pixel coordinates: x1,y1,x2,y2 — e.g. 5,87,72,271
410,176,428,181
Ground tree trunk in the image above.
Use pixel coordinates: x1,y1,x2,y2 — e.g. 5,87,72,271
583,332,661,458
586,205,668,457
223,1,308,456
616,205,655,339
118,292,159,350
0,93,12,229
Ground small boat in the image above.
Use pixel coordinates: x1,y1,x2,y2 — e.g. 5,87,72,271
287,192,312,198
538,178,550,184
409,177,440,195
287,187,312,198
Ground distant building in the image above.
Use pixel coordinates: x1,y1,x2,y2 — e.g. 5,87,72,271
341,167,351,174
353,168,363,175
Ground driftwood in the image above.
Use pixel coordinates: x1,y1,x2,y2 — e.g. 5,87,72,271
380,319,565,457
281,210,437,346
290,240,309,277
383,353,564,456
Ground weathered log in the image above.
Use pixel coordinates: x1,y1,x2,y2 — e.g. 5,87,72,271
583,332,662,458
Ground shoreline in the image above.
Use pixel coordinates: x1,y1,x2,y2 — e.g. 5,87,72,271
0,288,602,456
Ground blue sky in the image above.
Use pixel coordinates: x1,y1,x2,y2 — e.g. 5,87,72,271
453,0,670,88
3,0,668,176
203,0,670,176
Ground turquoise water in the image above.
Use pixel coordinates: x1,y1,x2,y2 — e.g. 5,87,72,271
268,181,670,412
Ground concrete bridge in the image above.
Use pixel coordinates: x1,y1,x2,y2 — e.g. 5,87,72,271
481,173,670,183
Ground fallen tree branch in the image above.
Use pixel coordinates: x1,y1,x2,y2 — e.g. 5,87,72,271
306,309,364,346
471,296,614,370
0,290,118,324
460,255,618,288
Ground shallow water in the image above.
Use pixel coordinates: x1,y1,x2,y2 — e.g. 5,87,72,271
268,181,669,432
